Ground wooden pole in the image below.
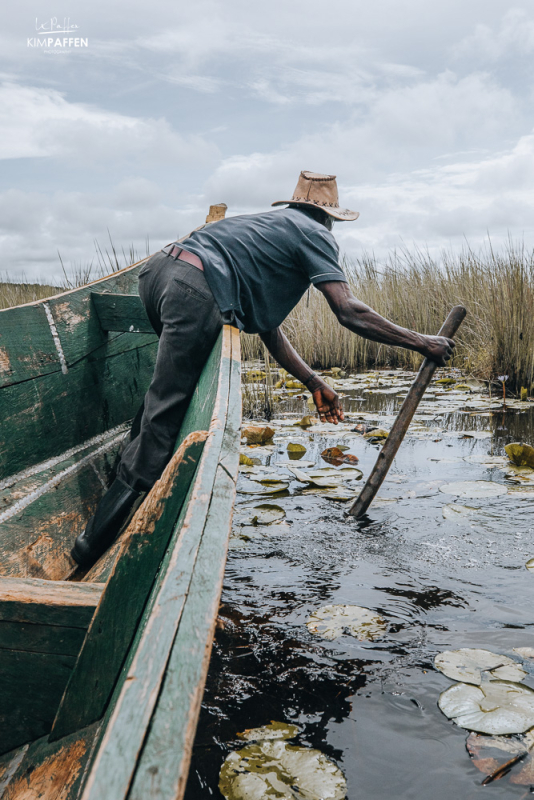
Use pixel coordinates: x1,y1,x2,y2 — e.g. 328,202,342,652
348,305,467,518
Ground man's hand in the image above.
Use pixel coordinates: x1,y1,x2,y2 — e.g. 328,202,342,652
419,335,455,367
308,379,344,425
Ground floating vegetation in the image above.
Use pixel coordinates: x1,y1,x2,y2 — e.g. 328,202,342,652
306,604,387,642
439,681,534,735
249,505,286,526
467,729,534,785
505,442,534,468
434,649,527,685
439,480,508,498
219,723,347,800
242,426,275,445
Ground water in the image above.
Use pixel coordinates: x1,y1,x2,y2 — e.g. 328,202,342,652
185,375,534,798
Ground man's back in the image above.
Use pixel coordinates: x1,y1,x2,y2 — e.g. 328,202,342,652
179,207,347,333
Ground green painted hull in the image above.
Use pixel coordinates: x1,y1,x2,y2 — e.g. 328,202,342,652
0,261,241,800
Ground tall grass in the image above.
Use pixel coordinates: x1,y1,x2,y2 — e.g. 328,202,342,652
243,241,534,391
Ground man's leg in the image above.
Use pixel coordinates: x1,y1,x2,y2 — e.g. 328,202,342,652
72,256,224,567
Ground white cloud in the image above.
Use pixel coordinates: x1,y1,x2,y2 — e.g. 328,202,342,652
0,82,220,165
454,8,534,61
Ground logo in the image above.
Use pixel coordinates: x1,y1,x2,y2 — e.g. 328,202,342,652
27,18,89,50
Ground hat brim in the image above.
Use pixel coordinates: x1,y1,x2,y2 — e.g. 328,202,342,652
271,199,359,221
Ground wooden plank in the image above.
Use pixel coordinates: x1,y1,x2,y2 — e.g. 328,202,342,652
0,441,125,580
90,293,153,333
127,330,241,800
0,649,77,754
51,431,209,741
0,721,101,799
80,328,232,800
0,578,103,627
0,620,86,656
0,335,156,479
0,258,149,390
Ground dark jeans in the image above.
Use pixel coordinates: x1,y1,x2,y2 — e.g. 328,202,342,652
117,251,225,492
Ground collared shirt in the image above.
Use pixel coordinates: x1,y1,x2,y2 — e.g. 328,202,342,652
176,207,347,334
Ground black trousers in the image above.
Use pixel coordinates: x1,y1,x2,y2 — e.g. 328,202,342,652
117,251,225,492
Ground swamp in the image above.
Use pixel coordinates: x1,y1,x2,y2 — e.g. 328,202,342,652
185,365,534,799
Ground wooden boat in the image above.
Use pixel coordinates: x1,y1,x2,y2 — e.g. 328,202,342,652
0,235,241,798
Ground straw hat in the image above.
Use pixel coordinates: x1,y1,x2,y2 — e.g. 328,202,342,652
272,170,359,221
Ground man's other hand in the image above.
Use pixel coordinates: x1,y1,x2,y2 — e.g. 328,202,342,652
311,383,345,425
420,335,455,367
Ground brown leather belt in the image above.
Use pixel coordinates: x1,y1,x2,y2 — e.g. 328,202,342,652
163,244,204,271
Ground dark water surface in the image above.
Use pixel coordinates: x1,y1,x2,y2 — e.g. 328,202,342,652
184,377,534,799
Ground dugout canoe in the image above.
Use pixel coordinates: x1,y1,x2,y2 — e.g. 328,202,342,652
0,249,241,799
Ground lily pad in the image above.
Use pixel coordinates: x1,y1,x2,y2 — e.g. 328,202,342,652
505,443,534,469
363,428,389,440
250,505,286,526
294,416,317,428
239,454,255,467
467,729,534,785
238,722,300,741
514,648,534,660
239,479,289,495
242,426,275,445
287,442,307,454
434,649,527,685
526,558,534,572
439,481,507,498
439,680,534,734
306,604,387,642
442,503,477,522
219,737,347,800
321,447,359,466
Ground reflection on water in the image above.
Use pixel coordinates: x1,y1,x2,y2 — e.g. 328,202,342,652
185,374,534,799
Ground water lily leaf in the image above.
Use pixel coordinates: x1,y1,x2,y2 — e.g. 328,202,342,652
286,467,344,488
242,426,275,445
323,490,358,501
294,416,317,428
434,649,527,685
442,503,478,522
321,447,359,466
514,648,534,660
245,370,266,382
435,378,456,385
238,721,300,741
463,455,508,466
526,558,534,572
250,505,286,526
285,380,306,390
219,738,347,800
306,604,387,642
239,479,289,495
363,428,389,440
505,443,534,469
439,681,534,734
287,442,307,454
467,730,534,785
439,481,508,498
239,454,254,467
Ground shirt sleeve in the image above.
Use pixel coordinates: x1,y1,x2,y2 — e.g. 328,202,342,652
296,229,347,285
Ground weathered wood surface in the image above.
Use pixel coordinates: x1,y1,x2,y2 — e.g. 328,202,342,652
51,431,209,741
0,578,103,627
0,721,101,800
90,293,153,333
0,427,126,580
348,305,467,518
0,259,157,479
0,579,103,752
80,326,241,800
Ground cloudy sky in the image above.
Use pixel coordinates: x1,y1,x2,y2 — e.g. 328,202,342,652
2,0,534,281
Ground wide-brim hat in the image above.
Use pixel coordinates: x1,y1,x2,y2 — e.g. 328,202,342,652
272,170,359,221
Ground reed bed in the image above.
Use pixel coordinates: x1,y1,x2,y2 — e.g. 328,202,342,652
242,242,534,392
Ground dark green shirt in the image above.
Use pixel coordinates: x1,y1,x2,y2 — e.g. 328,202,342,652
177,207,347,334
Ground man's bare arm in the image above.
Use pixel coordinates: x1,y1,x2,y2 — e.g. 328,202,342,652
259,328,344,424
316,281,455,366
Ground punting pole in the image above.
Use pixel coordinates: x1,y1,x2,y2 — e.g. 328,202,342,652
348,305,467,518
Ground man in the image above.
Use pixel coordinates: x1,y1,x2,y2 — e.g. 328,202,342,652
72,170,454,567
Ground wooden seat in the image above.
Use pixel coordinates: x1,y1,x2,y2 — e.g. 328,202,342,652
0,578,103,754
